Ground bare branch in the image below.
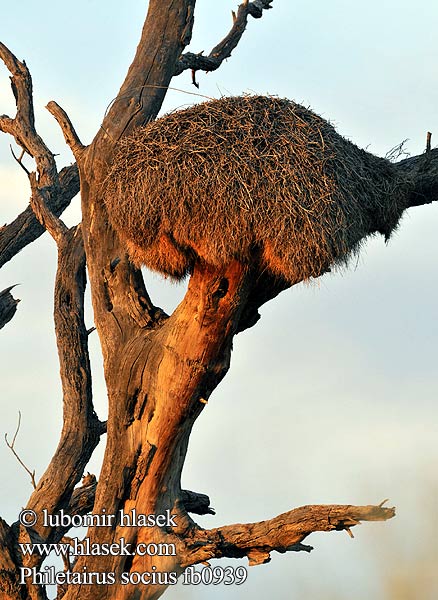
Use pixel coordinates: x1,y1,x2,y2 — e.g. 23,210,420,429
20,225,103,556
5,412,36,489
10,144,31,175
174,0,273,79
0,42,58,186
0,164,79,269
181,490,215,515
0,285,20,329
46,101,85,160
29,172,69,244
385,139,410,162
182,502,396,567
0,42,82,270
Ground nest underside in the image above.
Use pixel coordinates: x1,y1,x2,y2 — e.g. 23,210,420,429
104,95,407,283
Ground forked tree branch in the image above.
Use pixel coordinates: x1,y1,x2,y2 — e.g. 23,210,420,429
0,42,81,270
20,216,104,556
0,40,99,593
29,173,69,243
182,501,396,567
0,42,58,186
4,411,36,489
0,163,79,269
8,188,104,569
174,0,273,80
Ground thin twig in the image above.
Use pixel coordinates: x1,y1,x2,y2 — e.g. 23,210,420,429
10,145,31,175
385,139,410,162
5,412,37,489
103,84,215,118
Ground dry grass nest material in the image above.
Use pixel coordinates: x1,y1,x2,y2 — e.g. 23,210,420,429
104,95,406,283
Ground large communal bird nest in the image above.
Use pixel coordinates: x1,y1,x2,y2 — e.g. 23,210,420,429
104,95,408,284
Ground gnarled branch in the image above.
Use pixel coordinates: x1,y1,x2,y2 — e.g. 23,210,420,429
0,42,80,269
14,184,104,577
20,220,103,560
174,0,273,80
0,164,79,269
46,101,85,160
0,42,58,187
182,501,396,567
29,173,69,244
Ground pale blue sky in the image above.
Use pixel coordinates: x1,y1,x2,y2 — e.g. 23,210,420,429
1,2,438,599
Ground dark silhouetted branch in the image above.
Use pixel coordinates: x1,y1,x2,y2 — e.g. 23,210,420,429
0,285,20,329
181,490,216,515
175,0,273,79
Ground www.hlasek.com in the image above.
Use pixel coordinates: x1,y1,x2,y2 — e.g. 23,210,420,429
18,509,248,587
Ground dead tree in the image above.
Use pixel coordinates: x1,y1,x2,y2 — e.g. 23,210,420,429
0,2,436,599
